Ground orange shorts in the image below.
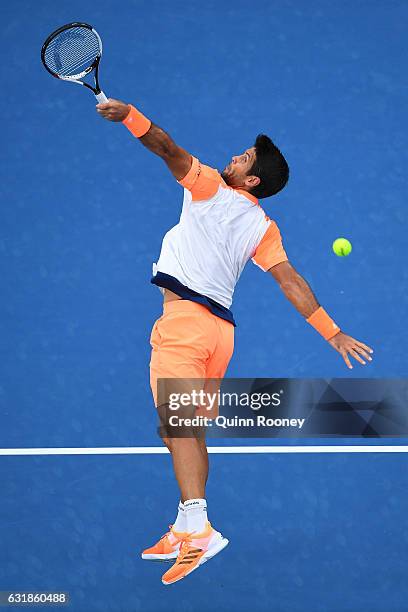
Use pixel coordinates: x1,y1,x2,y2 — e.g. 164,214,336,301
149,300,234,408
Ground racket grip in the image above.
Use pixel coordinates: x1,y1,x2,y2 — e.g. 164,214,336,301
95,91,108,103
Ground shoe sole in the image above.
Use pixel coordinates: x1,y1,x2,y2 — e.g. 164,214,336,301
162,536,229,585
141,551,179,561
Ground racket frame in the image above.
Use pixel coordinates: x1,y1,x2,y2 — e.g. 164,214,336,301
41,22,108,102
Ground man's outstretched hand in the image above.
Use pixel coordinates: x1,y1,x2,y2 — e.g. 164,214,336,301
328,332,373,369
96,98,130,122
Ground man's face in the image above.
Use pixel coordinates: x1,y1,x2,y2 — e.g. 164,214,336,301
221,146,258,190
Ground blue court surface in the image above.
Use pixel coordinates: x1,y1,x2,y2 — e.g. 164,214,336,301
1,1,408,610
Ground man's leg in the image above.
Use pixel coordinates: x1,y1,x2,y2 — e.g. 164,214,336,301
158,394,208,502
164,436,208,501
152,306,233,512
147,302,232,583
157,434,208,538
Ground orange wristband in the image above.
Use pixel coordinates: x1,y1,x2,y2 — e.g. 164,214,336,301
122,104,151,138
307,306,340,340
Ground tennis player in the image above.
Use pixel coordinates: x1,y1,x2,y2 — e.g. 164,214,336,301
96,99,373,585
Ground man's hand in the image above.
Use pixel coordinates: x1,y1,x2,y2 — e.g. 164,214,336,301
328,332,373,369
96,98,130,122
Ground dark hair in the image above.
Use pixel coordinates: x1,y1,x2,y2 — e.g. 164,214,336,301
247,134,289,199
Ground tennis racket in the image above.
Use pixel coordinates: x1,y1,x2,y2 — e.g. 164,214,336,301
41,22,108,103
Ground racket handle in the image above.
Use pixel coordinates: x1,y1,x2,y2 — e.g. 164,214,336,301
95,91,108,103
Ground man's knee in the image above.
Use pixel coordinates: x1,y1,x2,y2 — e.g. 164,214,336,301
161,436,173,452
156,401,208,450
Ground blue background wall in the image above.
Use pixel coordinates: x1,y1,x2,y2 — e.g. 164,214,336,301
1,1,407,610
2,0,407,448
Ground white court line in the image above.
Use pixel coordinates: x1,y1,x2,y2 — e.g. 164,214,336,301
0,446,408,456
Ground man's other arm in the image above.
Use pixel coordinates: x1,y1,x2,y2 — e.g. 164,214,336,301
269,261,373,369
268,260,319,318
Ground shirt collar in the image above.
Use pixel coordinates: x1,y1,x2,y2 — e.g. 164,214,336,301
234,188,259,206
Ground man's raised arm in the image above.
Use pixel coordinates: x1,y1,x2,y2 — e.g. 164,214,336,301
96,98,192,180
269,261,374,369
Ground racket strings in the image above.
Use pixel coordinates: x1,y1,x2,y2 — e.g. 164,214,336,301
52,46,98,76
44,27,101,77
46,42,99,75
45,47,98,76
48,28,99,62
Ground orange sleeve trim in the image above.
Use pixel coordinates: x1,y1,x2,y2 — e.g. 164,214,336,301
252,221,288,271
307,306,341,340
178,156,200,190
178,157,222,201
122,104,151,138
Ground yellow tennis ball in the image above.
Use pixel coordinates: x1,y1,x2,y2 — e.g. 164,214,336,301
333,238,352,256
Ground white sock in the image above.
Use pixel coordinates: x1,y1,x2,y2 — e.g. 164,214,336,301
172,501,187,533
184,498,208,535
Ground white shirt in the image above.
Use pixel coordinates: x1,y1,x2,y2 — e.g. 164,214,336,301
153,157,288,309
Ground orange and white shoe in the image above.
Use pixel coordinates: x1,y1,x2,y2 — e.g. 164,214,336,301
161,522,229,585
141,526,187,561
